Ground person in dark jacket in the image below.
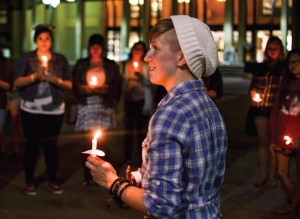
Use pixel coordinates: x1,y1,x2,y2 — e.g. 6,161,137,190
14,24,72,195
72,34,122,186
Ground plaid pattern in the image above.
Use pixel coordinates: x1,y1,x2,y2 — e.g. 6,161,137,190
141,80,227,218
75,96,116,131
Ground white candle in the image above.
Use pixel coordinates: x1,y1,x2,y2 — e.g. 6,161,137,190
91,130,102,156
41,55,48,68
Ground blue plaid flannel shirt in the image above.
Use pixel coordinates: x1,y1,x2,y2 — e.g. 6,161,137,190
141,80,227,218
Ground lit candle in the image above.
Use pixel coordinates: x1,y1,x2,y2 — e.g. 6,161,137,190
82,129,105,157
133,61,139,69
284,135,292,145
89,76,98,86
252,93,262,103
92,130,102,156
41,55,48,68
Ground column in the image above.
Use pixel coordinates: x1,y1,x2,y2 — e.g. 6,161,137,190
120,1,130,58
140,0,151,44
280,0,288,53
237,0,246,63
223,0,233,52
75,0,84,59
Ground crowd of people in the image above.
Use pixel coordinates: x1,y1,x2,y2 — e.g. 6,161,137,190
0,14,299,218
246,37,300,217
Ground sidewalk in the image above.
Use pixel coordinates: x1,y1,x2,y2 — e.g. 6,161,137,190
0,76,298,219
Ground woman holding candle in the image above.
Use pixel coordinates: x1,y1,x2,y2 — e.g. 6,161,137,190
72,34,122,186
248,36,285,189
269,48,300,215
119,41,153,165
13,24,72,195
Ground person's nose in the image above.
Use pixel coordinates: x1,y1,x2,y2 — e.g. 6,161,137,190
144,50,152,63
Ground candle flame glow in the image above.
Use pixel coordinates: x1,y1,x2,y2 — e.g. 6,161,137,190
94,130,102,139
284,135,292,145
133,61,139,69
41,55,48,67
90,76,98,86
252,93,262,102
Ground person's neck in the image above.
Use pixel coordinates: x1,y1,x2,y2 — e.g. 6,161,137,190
90,56,102,63
37,50,51,57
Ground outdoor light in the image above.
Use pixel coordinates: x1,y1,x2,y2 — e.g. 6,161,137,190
129,0,144,5
42,0,61,8
177,0,190,3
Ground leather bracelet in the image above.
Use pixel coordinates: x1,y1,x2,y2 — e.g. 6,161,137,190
118,183,132,200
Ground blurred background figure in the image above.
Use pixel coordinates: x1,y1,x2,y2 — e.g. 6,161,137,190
119,41,153,165
72,34,122,186
269,48,300,216
248,36,285,189
202,67,223,102
0,47,12,157
14,24,72,195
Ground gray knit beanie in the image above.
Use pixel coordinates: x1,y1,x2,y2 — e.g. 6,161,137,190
170,15,218,78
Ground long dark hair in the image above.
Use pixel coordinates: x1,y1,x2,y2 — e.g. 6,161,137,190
284,48,300,81
263,36,285,63
128,41,147,60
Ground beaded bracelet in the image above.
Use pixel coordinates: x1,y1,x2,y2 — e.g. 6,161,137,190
107,177,133,209
109,177,129,196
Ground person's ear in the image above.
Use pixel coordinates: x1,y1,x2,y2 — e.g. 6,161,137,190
177,52,187,68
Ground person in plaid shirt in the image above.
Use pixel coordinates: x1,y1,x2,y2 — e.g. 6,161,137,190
86,15,227,219
249,36,285,189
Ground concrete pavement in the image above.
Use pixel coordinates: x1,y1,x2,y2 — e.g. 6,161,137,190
0,76,299,219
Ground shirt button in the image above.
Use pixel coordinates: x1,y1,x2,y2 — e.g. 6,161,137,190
156,181,160,186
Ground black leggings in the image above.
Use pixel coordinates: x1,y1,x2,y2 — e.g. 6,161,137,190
21,110,64,184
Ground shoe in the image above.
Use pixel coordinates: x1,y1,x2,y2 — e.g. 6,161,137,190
25,184,37,196
48,183,63,194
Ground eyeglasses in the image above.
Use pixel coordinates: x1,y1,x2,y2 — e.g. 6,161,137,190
288,60,300,65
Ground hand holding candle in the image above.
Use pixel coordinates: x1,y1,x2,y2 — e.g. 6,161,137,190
82,130,105,157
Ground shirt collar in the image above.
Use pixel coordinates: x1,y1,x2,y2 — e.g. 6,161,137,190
158,80,205,107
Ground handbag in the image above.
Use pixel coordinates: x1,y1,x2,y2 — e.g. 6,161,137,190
245,106,257,137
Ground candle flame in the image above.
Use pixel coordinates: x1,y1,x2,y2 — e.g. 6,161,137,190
133,61,139,69
41,55,48,62
284,135,292,145
94,130,102,139
41,55,48,68
90,76,98,86
252,93,262,102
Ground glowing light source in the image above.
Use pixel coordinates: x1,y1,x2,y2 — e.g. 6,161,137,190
82,130,105,157
284,135,292,145
252,93,262,103
133,61,139,69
